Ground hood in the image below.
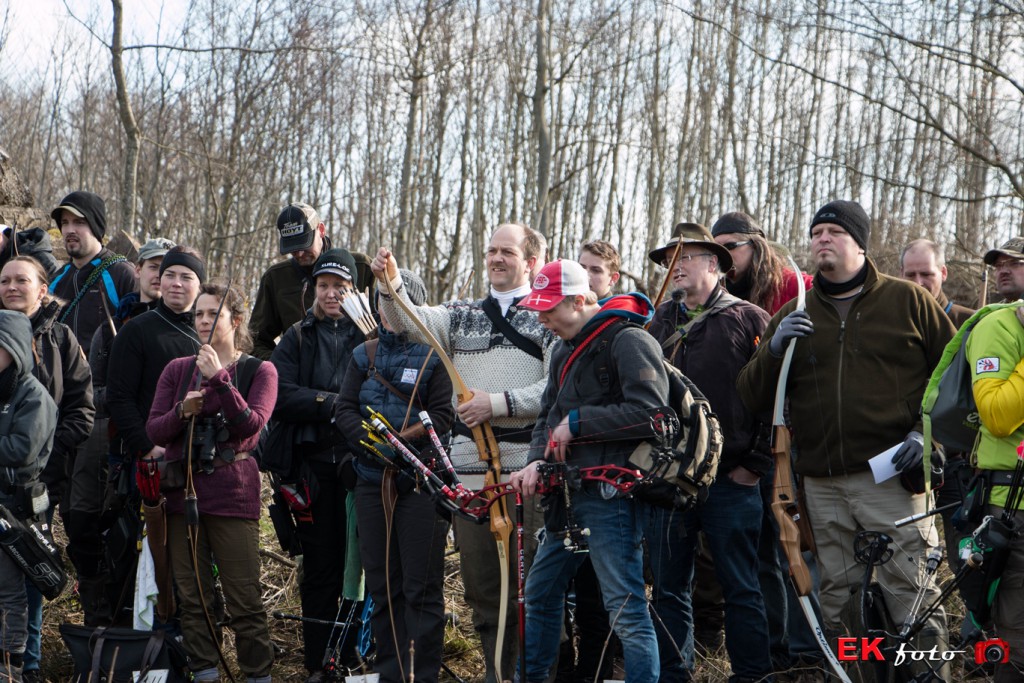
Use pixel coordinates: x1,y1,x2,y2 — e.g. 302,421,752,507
15,227,54,256
0,310,34,379
591,293,656,327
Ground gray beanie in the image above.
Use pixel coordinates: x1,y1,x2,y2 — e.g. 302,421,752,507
378,268,427,306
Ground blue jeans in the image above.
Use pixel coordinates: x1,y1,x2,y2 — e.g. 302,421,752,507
24,581,41,671
647,476,773,682
23,506,54,672
525,489,658,683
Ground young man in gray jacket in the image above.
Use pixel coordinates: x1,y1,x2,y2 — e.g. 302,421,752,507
511,259,668,683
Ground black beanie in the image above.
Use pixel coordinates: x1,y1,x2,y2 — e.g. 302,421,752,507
51,191,108,242
809,200,870,251
711,211,764,238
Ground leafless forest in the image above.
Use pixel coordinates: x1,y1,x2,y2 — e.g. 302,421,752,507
0,0,1021,302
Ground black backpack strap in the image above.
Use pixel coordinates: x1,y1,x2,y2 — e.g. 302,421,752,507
659,295,743,351
482,296,544,360
138,629,166,676
234,353,262,398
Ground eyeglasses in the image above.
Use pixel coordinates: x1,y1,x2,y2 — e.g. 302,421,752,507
670,253,714,271
993,259,1024,272
721,240,751,251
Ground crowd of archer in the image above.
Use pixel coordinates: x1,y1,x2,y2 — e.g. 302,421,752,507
2,189,1024,683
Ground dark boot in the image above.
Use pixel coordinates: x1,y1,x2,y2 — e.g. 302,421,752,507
0,651,24,683
78,573,113,628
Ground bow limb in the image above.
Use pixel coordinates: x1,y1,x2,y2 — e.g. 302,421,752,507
770,259,852,683
382,274,514,680
648,240,684,318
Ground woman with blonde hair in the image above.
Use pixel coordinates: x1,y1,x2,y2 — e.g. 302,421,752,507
270,248,368,681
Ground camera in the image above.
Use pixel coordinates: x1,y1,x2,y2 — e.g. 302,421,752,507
193,415,229,473
975,638,1010,665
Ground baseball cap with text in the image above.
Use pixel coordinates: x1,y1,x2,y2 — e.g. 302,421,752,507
277,203,322,255
520,259,590,311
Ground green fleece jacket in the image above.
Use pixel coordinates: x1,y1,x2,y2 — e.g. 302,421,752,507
737,258,955,477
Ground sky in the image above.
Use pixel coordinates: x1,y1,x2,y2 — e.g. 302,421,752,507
4,0,188,77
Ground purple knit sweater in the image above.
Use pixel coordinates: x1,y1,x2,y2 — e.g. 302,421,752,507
146,356,277,519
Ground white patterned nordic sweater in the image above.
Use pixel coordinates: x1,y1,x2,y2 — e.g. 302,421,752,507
378,275,554,475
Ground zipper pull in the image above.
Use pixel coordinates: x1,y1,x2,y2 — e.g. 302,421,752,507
838,320,846,344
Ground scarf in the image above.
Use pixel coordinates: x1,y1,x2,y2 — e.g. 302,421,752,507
814,262,868,297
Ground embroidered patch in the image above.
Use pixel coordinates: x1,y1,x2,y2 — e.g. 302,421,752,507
401,368,418,384
976,357,1000,374
533,273,550,289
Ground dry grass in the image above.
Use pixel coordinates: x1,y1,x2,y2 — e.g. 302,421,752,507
34,488,990,682
36,481,488,682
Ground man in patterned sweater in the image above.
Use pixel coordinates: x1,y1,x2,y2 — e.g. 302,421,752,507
371,223,553,683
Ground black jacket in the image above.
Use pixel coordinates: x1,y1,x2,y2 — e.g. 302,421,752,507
28,301,95,499
107,300,201,457
88,293,157,418
271,310,365,457
49,247,137,358
648,289,772,475
335,327,454,480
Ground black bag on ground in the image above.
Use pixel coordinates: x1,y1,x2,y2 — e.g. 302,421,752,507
59,623,190,683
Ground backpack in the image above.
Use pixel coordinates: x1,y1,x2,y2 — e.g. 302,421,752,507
627,362,723,509
921,301,1024,454
583,319,723,510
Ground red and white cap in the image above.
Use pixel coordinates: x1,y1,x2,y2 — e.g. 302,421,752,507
520,259,590,311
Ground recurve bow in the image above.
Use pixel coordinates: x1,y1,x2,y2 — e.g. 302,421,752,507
770,258,852,683
383,272,514,682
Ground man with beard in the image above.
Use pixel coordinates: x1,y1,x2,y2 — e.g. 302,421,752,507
738,200,954,680
48,191,137,358
46,191,136,627
249,203,373,360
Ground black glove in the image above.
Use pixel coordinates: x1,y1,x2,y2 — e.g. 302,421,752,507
768,310,814,356
891,431,925,472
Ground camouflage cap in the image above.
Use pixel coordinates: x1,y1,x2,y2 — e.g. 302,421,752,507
983,237,1024,265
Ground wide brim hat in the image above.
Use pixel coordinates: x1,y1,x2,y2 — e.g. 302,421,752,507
983,237,1024,265
648,222,733,272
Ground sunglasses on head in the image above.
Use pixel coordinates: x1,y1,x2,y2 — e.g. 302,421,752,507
721,240,751,251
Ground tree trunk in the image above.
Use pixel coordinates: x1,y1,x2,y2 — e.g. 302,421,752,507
111,0,140,234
